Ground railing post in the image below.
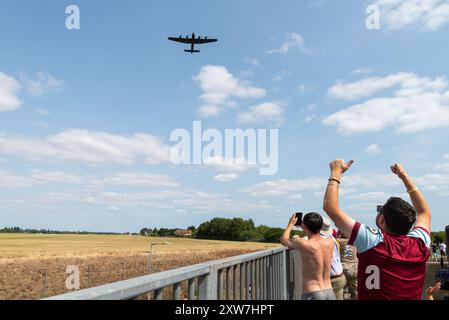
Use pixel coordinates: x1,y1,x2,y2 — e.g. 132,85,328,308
286,249,292,300
188,278,196,300
233,265,239,300
240,263,245,300
281,249,288,300
267,254,273,300
198,265,218,300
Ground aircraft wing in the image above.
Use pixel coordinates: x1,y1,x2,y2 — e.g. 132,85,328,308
168,37,193,44
195,38,218,44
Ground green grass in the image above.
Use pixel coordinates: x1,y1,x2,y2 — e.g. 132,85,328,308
0,233,280,259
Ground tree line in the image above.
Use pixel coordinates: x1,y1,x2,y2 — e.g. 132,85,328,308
139,218,448,244
140,217,304,243
0,227,125,235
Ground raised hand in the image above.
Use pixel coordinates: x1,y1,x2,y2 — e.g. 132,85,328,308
390,163,408,180
329,159,354,176
288,213,298,227
426,282,441,294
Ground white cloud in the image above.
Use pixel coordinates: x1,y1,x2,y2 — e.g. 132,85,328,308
240,177,326,197
272,71,291,82
21,72,64,96
29,188,273,214
214,173,240,182
35,107,50,116
90,172,179,188
287,194,303,201
416,173,449,192
194,65,266,117
327,72,446,101
0,72,22,112
0,169,180,191
372,0,449,31
303,115,317,123
435,153,449,171
240,173,400,197
0,170,82,188
245,58,261,67
0,171,35,188
204,156,257,173
266,32,306,54
348,191,390,202
31,170,83,184
0,129,170,165
365,144,382,154
324,72,449,134
344,173,400,189
351,67,373,75
309,0,326,8
237,102,286,125
297,84,312,94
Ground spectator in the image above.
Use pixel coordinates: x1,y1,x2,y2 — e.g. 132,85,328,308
337,231,358,300
440,242,447,260
440,242,447,268
425,282,441,300
321,218,346,300
281,212,335,300
431,243,438,262
323,160,431,300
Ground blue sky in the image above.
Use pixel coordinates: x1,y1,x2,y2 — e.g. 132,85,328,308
1,0,449,232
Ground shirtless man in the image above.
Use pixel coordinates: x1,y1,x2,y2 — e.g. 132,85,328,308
281,212,336,300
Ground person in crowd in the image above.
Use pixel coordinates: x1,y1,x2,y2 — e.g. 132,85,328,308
425,282,441,300
440,242,447,261
337,231,358,300
281,212,335,300
321,218,346,300
323,160,431,300
431,243,438,262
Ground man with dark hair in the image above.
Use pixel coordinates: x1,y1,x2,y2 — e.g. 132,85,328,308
323,160,431,300
281,212,335,300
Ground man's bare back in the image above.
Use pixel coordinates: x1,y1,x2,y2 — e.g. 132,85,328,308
281,212,336,300
296,234,334,293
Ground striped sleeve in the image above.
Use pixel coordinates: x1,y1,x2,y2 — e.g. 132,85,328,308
408,226,431,248
348,222,384,253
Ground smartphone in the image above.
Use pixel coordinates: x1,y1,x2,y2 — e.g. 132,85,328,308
295,212,303,226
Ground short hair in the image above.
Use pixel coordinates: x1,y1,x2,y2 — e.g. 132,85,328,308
380,197,416,235
303,212,323,234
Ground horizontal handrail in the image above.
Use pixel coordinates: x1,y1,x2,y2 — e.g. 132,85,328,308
45,247,287,300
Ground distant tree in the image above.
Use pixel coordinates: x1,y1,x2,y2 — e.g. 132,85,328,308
432,231,445,244
240,230,263,242
140,228,148,236
263,228,284,243
196,217,257,241
187,226,196,232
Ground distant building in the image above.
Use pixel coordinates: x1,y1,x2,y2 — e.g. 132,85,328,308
174,229,193,237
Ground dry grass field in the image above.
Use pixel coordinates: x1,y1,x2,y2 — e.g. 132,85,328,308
0,234,280,300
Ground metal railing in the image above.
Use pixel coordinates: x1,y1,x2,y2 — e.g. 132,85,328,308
44,247,302,300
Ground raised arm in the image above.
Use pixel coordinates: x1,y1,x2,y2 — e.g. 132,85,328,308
281,213,306,250
391,164,431,232
323,159,356,238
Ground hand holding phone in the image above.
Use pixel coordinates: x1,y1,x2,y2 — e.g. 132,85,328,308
295,212,303,227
